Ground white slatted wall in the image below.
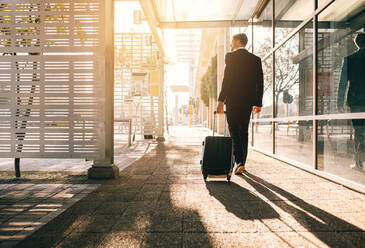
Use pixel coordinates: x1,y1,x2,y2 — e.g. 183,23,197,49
0,1,106,158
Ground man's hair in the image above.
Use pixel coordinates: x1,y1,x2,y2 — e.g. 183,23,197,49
354,33,365,48
233,33,248,46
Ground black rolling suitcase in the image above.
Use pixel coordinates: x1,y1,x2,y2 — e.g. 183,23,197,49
200,111,234,182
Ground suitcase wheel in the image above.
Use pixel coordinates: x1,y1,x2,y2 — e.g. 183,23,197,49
203,174,208,181
200,160,202,165
202,141,205,146
227,175,231,182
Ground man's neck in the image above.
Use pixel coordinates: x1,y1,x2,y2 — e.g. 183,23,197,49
235,46,246,51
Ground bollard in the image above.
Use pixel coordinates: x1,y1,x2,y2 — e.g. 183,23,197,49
14,158,20,178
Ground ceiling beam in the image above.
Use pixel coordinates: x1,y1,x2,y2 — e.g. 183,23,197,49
251,0,271,19
159,19,311,29
232,0,245,24
159,20,250,29
171,0,176,23
139,0,166,58
276,0,296,20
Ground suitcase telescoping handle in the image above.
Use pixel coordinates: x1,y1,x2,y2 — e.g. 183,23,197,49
213,111,227,137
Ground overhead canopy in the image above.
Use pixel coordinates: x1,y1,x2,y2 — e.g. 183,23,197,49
152,0,263,28
154,0,259,22
136,0,365,31
136,0,365,58
149,0,316,29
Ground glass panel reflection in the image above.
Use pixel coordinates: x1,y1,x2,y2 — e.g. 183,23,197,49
317,5,365,114
253,121,272,152
275,0,313,45
253,0,273,55
255,56,273,119
253,1,273,119
318,118,365,184
275,22,313,117
275,120,313,166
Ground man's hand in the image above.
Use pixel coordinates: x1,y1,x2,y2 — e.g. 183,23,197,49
252,106,261,114
216,101,224,114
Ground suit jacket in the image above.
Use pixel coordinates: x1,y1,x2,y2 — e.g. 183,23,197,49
337,48,365,108
218,48,264,109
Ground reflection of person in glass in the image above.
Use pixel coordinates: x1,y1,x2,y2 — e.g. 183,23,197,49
337,33,365,170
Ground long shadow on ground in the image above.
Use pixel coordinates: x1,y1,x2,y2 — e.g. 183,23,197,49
206,181,279,220
242,172,365,247
15,142,213,248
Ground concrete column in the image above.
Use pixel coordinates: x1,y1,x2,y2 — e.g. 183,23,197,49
208,98,212,130
174,94,179,125
88,0,119,179
208,99,211,129
156,60,165,142
199,103,203,126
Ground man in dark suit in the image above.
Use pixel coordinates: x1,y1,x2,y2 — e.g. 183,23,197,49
216,33,263,175
337,32,365,170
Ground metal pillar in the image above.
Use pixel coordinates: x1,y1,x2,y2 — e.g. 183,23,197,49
313,0,318,169
272,0,276,155
216,28,231,135
88,0,119,179
251,18,255,147
217,28,225,134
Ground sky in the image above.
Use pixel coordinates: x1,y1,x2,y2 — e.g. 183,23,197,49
165,63,190,112
114,2,150,33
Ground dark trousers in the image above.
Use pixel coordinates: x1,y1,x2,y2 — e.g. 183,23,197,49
226,105,252,165
350,106,365,166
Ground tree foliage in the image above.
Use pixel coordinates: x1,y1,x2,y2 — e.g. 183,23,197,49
254,28,301,115
200,73,210,106
200,55,217,106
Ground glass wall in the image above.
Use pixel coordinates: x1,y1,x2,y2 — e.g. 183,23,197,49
275,22,313,118
316,0,365,183
255,0,273,52
317,118,365,185
250,0,365,188
253,1,272,120
275,0,313,45
317,0,364,115
253,121,273,152
275,120,313,166
256,56,273,119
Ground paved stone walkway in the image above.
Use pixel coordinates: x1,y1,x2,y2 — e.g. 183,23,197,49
6,126,365,247
0,183,99,248
0,136,151,248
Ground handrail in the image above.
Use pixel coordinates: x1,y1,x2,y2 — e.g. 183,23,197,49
115,119,132,147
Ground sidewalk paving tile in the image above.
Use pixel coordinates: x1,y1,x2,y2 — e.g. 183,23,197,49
1,126,364,248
